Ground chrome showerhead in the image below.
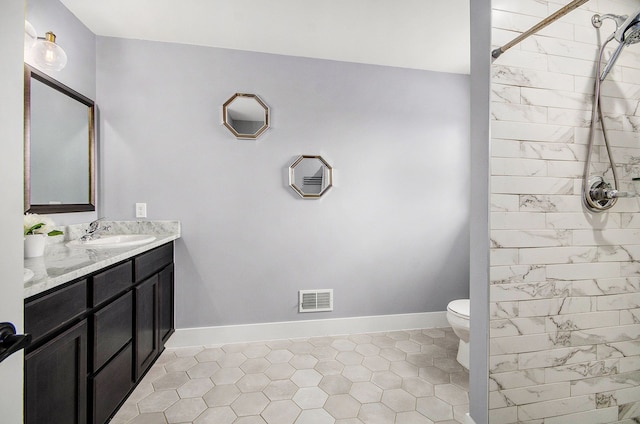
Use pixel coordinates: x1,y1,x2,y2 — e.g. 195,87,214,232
623,23,640,44
595,7,640,80
614,8,640,44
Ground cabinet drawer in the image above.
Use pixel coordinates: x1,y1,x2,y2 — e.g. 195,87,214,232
93,291,133,371
25,279,87,344
134,243,173,282
92,261,132,307
92,343,133,424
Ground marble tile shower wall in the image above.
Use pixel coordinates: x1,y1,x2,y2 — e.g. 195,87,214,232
490,0,640,423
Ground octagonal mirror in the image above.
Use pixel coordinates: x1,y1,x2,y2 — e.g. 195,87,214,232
222,93,269,139
289,155,333,199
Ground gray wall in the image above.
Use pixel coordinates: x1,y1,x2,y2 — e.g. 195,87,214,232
97,37,471,329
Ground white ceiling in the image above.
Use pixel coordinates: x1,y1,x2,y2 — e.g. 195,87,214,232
60,0,470,74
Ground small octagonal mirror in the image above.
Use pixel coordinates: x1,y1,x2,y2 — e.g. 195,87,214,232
222,93,269,139
289,155,333,199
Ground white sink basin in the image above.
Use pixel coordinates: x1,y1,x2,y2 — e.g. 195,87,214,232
67,234,156,248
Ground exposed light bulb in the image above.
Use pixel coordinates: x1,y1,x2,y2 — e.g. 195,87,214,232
45,47,56,63
31,31,68,71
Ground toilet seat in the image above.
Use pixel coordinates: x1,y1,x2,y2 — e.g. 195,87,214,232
447,299,470,318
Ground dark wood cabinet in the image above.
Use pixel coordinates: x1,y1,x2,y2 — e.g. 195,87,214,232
134,274,159,380
159,264,175,344
93,291,133,371
134,242,173,282
25,242,175,424
24,279,87,344
91,261,132,307
91,343,133,424
134,243,174,379
25,320,88,424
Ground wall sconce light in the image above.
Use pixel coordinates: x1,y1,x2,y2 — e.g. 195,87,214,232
24,21,67,72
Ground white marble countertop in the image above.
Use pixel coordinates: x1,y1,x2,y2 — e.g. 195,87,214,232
24,220,180,299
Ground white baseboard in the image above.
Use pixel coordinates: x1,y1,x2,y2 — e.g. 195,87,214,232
465,413,476,424
166,311,448,348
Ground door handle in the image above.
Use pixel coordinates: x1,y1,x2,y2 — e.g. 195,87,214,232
0,322,31,364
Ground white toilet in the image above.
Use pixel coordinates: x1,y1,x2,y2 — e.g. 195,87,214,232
446,299,470,370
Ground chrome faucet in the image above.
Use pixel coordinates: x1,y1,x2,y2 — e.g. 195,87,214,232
80,218,111,241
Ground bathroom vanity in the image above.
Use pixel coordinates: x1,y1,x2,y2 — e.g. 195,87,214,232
23,222,180,424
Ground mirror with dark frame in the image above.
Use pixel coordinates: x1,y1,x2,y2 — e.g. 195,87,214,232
222,93,269,139
24,64,96,214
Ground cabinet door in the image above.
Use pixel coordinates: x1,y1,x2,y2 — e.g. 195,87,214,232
25,320,88,424
134,274,159,380
158,264,174,346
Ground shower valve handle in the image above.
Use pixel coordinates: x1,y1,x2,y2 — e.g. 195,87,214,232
590,187,610,201
602,189,635,199
588,187,626,201
607,189,621,199
609,190,636,198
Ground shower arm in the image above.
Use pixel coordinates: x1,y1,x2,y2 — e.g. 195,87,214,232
492,0,590,59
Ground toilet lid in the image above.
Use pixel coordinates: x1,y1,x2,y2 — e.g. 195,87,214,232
447,299,470,318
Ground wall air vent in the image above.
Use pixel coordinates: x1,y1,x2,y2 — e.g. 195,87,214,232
299,289,333,312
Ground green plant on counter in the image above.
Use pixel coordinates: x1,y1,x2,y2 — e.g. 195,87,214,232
24,213,63,236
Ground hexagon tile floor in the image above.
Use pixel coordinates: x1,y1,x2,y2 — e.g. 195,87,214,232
111,327,469,424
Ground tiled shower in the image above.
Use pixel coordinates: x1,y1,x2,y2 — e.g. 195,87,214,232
489,0,640,422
